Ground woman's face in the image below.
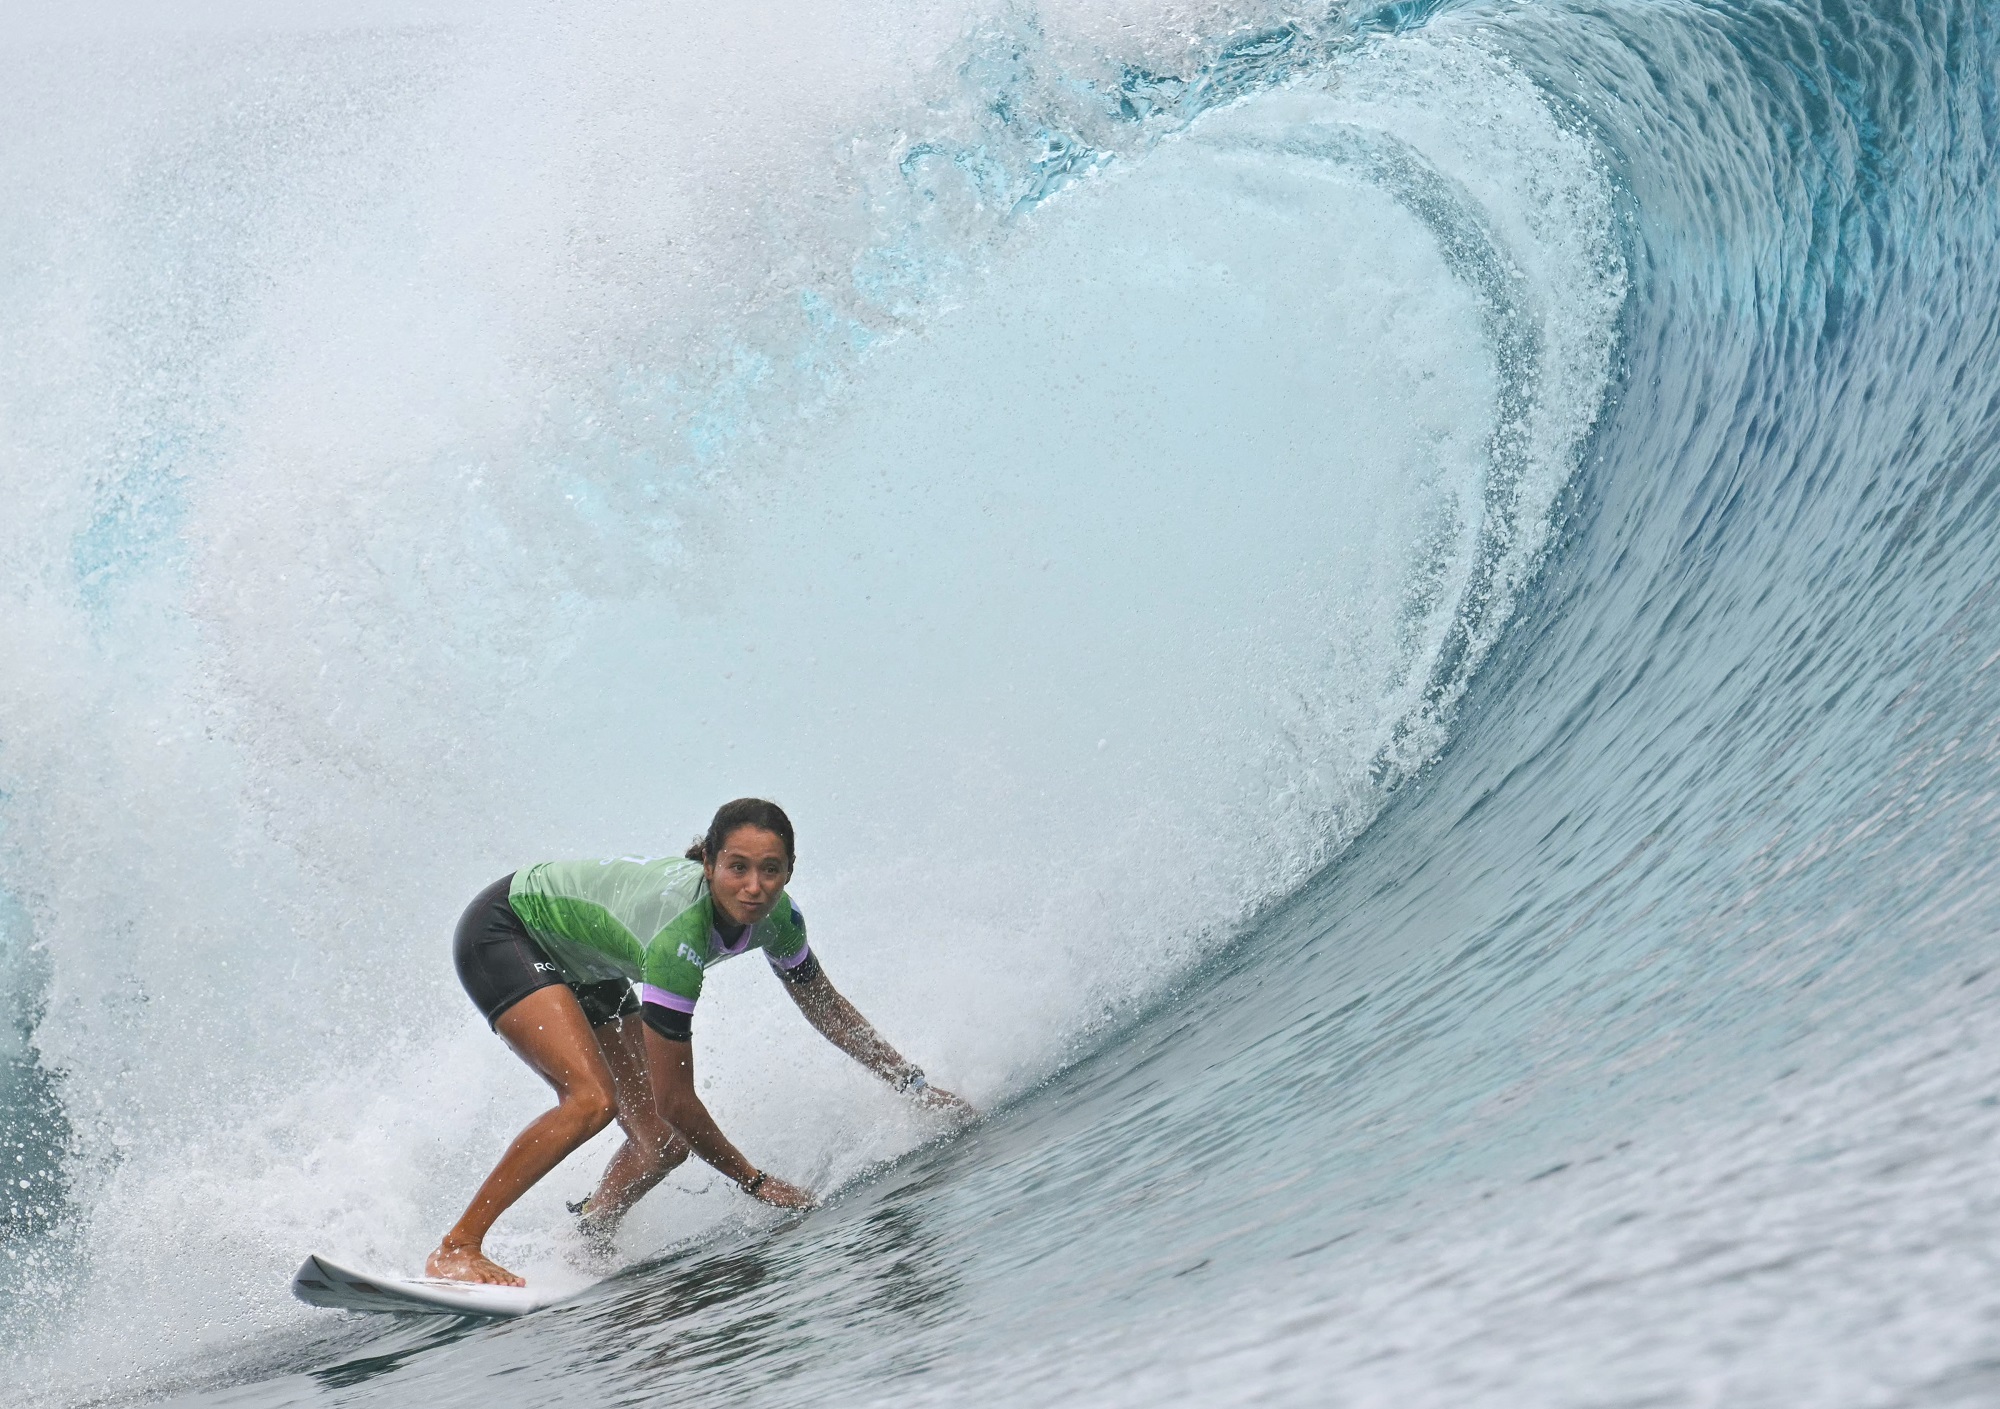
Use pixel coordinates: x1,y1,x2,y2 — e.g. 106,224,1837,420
705,825,793,928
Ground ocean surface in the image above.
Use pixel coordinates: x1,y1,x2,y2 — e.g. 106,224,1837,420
4,0,1999,1404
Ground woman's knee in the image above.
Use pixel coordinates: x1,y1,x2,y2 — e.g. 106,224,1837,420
564,1082,619,1135
622,1117,688,1168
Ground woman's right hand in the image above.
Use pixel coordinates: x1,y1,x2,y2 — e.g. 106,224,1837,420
748,1172,817,1209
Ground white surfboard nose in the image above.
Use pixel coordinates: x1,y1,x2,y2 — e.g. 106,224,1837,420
291,1253,554,1318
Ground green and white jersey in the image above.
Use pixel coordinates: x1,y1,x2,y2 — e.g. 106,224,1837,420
507,857,813,1035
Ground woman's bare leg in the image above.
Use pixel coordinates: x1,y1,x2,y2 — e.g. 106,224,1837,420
579,1013,691,1236
428,985,619,1285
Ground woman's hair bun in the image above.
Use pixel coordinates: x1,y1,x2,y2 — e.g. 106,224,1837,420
683,837,707,862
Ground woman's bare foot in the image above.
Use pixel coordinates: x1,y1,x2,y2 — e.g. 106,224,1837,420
426,1242,524,1286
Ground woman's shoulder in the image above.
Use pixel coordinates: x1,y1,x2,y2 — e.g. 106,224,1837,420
514,854,704,899
530,853,702,874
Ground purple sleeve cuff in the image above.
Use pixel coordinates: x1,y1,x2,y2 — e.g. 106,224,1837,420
640,983,697,1013
768,942,813,972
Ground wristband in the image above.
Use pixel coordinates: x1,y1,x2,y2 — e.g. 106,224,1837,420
742,1170,767,1196
893,1066,928,1095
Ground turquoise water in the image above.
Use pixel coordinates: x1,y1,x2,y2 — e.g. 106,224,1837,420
5,1,2000,1404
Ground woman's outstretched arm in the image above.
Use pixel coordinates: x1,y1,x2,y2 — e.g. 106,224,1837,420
642,1026,816,1207
782,967,977,1119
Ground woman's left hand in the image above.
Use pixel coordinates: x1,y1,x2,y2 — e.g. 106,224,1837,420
911,1084,978,1122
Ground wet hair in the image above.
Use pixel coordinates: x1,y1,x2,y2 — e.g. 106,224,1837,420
685,797,796,867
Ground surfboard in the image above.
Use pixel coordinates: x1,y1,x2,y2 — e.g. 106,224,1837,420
290,1252,567,1318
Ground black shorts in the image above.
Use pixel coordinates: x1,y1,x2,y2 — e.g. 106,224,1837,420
453,873,639,1029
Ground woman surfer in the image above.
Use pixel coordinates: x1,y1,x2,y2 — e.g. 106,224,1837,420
429,797,973,1286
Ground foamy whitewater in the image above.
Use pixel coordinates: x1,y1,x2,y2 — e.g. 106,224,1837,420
3,0,1998,1404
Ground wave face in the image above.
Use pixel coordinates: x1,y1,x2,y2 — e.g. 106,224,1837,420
4,0,1999,1403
